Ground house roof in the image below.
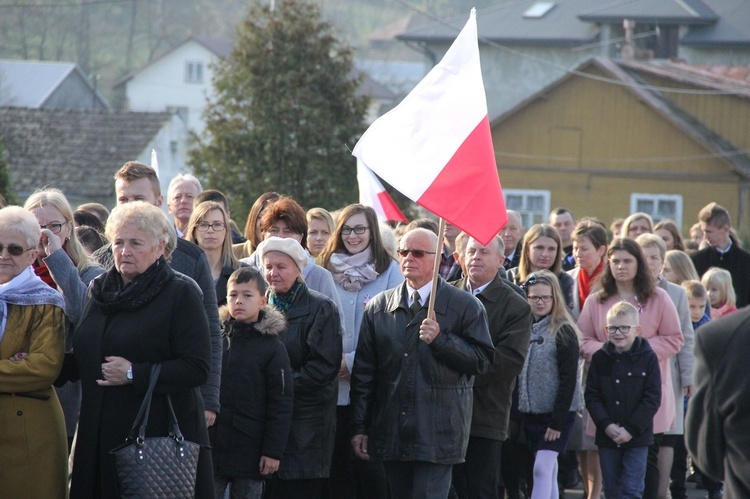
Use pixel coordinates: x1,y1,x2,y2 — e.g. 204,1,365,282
397,1,601,47
397,0,746,48
578,0,718,25
491,56,750,179
0,59,110,109
617,59,750,95
680,0,750,47
0,108,172,199
113,36,232,89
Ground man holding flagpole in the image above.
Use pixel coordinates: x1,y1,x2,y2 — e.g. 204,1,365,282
351,10,504,495
349,228,494,499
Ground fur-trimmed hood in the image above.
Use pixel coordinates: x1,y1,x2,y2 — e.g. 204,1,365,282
220,305,287,338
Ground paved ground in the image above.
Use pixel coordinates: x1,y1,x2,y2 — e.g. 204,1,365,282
561,479,712,498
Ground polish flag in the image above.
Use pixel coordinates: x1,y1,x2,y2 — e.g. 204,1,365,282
357,160,408,223
352,9,506,245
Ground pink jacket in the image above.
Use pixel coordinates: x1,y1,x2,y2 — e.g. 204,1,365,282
579,287,684,434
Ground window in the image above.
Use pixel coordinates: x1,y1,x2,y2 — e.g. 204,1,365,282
185,61,204,84
630,193,682,226
504,189,550,227
523,2,556,18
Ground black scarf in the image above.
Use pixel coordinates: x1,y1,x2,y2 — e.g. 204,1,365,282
91,256,173,314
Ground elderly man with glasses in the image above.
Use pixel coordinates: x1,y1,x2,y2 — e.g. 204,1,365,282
350,228,494,499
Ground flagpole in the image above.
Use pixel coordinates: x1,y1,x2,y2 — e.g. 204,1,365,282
427,217,446,318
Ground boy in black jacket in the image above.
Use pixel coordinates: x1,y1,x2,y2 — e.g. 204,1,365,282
212,268,294,499
585,301,661,499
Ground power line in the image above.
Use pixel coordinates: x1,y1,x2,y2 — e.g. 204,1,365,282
0,0,131,8
391,0,750,96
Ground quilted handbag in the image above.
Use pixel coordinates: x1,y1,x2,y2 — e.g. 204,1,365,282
110,364,200,498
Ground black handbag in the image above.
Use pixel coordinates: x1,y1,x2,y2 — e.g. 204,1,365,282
110,364,201,498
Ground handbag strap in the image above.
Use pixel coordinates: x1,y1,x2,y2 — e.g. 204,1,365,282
126,363,162,443
165,395,186,442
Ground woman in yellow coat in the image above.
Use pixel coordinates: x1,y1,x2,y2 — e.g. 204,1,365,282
0,206,68,498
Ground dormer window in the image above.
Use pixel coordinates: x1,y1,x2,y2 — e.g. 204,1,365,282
185,61,204,84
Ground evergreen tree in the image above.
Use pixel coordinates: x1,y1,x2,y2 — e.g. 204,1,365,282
189,0,369,216
0,141,17,206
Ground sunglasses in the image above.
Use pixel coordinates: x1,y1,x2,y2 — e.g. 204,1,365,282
0,243,33,257
397,248,437,258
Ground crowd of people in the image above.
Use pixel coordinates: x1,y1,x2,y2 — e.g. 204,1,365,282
0,159,746,499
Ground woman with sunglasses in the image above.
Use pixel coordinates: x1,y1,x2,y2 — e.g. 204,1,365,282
517,270,583,499
509,224,576,315
0,206,68,498
23,189,105,449
578,238,684,497
186,201,246,307
319,204,402,499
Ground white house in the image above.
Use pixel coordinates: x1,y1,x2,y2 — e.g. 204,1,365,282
114,36,231,137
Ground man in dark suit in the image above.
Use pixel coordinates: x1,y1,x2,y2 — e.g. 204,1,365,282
350,228,494,499
93,161,221,427
686,307,750,498
451,233,532,499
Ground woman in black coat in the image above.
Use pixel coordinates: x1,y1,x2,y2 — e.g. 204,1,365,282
257,237,342,499
66,201,214,499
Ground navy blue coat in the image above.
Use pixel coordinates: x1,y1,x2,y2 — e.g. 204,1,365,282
585,336,661,449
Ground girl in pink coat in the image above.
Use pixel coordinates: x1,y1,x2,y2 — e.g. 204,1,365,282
578,238,683,496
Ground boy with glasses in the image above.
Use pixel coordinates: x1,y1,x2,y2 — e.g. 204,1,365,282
585,301,661,499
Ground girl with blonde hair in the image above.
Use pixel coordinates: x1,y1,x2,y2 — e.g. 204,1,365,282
518,270,583,499
662,250,700,285
701,267,738,319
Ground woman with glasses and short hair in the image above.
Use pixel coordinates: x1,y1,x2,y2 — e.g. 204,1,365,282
518,270,583,499
578,238,684,498
186,201,246,307
319,204,402,499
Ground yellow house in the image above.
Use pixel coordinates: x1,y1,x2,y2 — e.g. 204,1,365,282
491,57,750,236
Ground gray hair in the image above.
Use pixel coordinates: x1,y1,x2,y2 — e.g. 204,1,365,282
0,206,41,248
105,201,170,250
167,173,203,198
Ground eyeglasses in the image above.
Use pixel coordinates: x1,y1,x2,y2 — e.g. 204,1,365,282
527,295,553,303
397,248,437,258
341,225,368,235
605,325,638,335
196,222,226,232
39,222,64,234
0,243,33,257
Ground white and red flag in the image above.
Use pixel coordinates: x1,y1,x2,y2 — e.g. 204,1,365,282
357,160,408,223
352,8,505,245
